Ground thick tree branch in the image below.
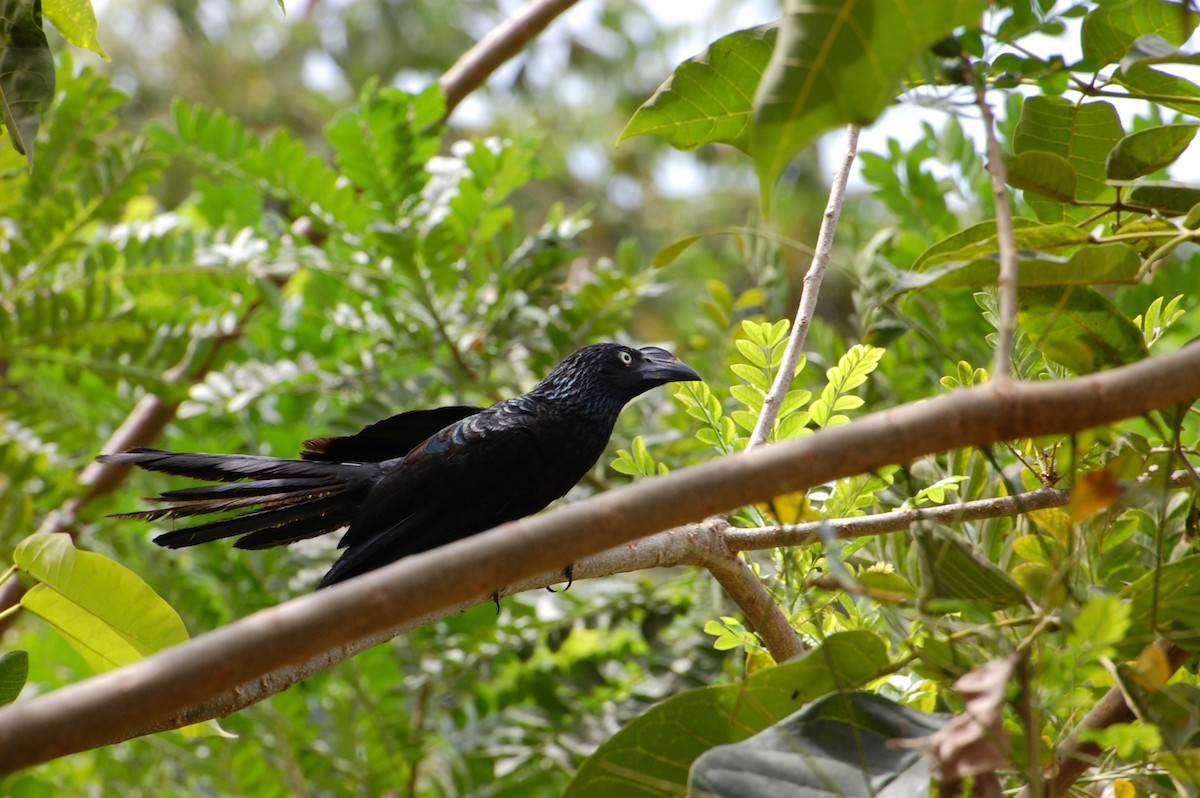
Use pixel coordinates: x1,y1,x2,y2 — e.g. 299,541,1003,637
0,345,1196,771
747,125,861,449
439,0,581,119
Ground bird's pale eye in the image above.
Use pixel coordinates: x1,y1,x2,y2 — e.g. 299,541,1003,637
618,351,633,366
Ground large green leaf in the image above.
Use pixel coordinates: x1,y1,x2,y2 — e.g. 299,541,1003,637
1106,125,1198,180
619,24,776,153
1013,97,1124,223
917,531,1026,611
1122,556,1200,651
752,0,983,207
42,0,106,58
913,222,1090,273
1081,0,1197,67
894,242,1141,293
14,532,191,671
1124,181,1200,215
564,631,891,798
1004,151,1078,202
1018,286,1149,374
1114,66,1200,118
0,650,28,705
0,0,55,166
689,692,945,797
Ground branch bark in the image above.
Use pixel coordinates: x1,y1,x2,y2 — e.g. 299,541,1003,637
975,81,1018,379
0,344,1197,772
747,125,861,449
439,0,581,119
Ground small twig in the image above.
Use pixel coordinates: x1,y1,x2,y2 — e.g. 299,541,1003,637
1015,639,1192,798
974,79,1018,379
438,0,581,120
747,125,861,450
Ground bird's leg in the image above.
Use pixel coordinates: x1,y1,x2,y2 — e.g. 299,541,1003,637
491,591,501,614
545,563,575,593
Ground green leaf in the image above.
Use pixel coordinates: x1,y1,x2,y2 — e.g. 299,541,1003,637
1013,97,1124,223
1106,125,1198,180
1125,181,1200,215
752,0,983,207
564,631,890,798
894,242,1141,292
1067,592,1131,659
911,217,1043,271
0,0,56,166
14,532,191,671
42,0,106,58
1018,286,1149,374
0,650,28,705
1113,66,1200,118
1122,556,1200,651
1004,151,1078,202
620,25,776,153
689,692,944,797
917,531,1026,609
913,221,1090,273
651,234,703,267
1081,0,1197,67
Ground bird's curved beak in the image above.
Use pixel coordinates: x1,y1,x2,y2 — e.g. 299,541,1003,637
637,346,702,385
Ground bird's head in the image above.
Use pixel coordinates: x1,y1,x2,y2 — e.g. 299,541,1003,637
535,343,701,413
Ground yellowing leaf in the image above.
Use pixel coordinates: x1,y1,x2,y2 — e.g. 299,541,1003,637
1069,469,1123,523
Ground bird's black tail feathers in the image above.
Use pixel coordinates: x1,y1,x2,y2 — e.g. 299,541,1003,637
98,447,378,551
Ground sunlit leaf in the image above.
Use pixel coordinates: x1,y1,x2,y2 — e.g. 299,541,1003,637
1018,286,1149,373
0,0,56,166
752,0,983,207
1106,124,1198,180
620,24,776,154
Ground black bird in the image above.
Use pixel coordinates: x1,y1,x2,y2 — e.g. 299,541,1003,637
100,344,700,588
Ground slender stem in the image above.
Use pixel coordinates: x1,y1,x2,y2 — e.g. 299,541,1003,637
746,125,860,449
0,565,16,588
0,604,21,624
975,81,1018,379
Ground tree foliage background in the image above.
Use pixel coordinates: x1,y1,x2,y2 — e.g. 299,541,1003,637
1,0,1200,796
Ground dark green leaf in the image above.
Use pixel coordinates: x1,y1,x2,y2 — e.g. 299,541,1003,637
917,531,1026,609
564,631,890,798
0,650,28,705
1013,97,1124,222
1018,286,1149,374
752,0,983,207
1106,124,1198,180
1125,181,1200,215
620,25,776,153
1122,556,1200,651
1081,0,1197,67
1004,151,1077,201
894,242,1140,292
689,692,945,797
0,0,55,166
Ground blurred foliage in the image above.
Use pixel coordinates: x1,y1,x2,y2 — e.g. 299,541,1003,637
2,0,1200,795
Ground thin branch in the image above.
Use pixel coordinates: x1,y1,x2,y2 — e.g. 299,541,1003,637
747,125,861,449
1015,639,1192,798
438,0,581,120
0,345,1198,771
686,520,804,662
974,81,1018,379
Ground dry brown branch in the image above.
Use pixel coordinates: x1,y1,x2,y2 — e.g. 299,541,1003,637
0,345,1197,772
974,82,1018,379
